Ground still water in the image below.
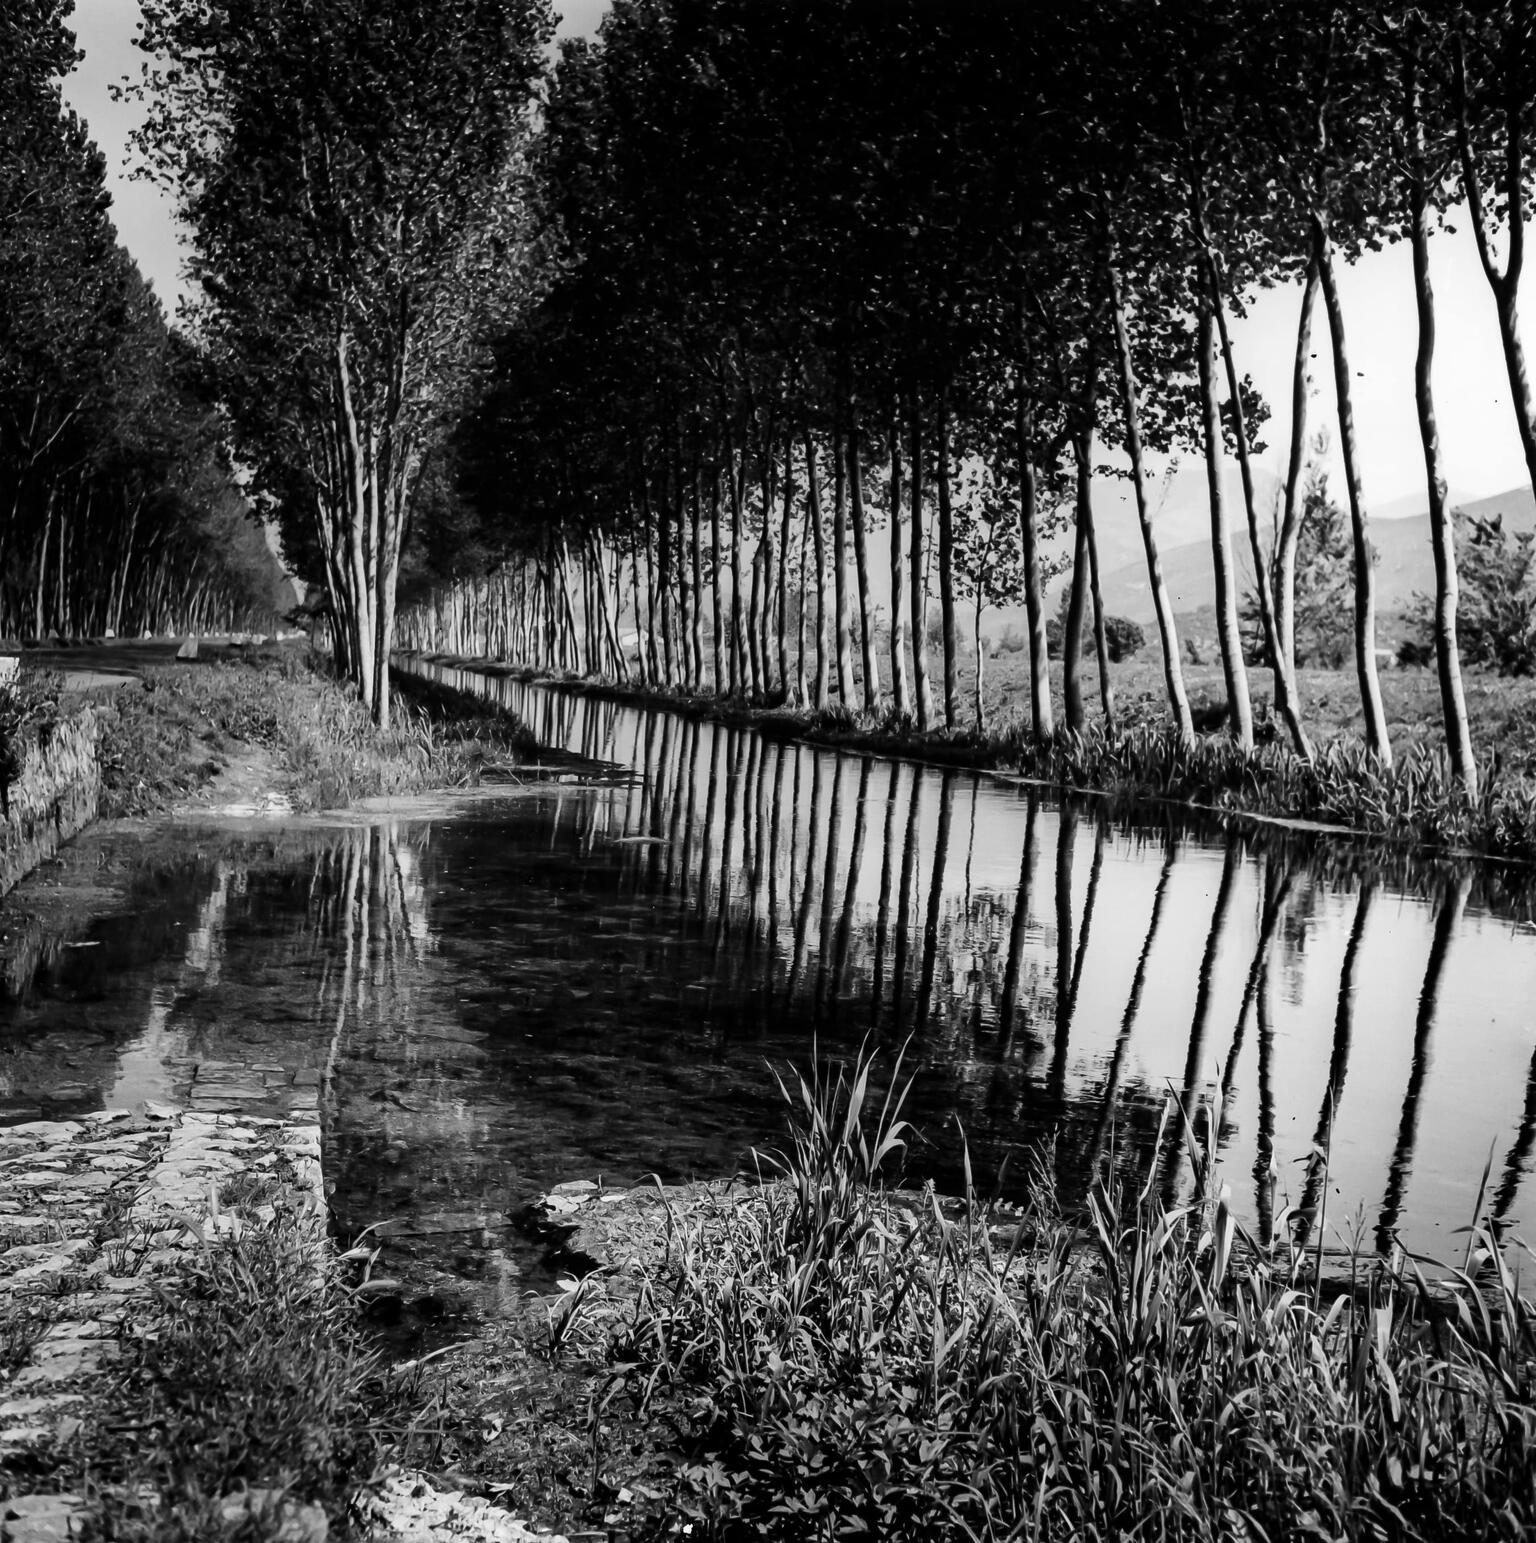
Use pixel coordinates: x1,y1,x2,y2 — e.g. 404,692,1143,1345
3,665,1536,1324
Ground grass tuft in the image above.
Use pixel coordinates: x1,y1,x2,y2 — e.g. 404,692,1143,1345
84,1211,390,1541
604,1046,1536,1542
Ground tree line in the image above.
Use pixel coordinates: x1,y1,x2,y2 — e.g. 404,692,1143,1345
2,1,288,640
393,0,1536,797
128,0,1536,768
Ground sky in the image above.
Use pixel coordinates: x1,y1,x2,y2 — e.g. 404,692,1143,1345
58,0,1536,518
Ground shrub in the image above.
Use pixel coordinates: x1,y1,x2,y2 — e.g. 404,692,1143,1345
1403,512,1536,676
1103,614,1143,662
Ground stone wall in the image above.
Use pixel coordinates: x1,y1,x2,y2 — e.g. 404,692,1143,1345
0,709,99,900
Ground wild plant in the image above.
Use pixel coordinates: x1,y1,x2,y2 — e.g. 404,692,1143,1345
606,1046,1536,1541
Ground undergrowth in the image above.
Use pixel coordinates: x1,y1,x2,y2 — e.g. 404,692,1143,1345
0,667,64,816
604,1046,1536,1541
81,1209,409,1541
95,650,534,816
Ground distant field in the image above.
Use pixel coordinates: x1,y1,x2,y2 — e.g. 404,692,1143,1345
936,643,1536,773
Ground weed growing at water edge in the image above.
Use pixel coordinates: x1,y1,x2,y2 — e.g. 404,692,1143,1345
605,1045,1536,1542
84,1210,390,1541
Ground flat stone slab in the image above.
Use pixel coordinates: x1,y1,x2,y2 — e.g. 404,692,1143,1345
0,1106,324,1524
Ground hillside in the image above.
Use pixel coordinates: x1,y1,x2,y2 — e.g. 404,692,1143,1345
1090,481,1536,626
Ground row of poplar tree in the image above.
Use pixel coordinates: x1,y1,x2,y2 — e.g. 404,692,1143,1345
2,2,288,640
124,0,1536,781
397,0,1536,798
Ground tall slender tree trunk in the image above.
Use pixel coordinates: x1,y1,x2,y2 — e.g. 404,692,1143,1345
1062,502,1089,735
777,431,795,700
887,413,913,717
1275,259,1319,761
758,428,777,696
1455,59,1536,499
1197,287,1254,750
831,422,855,704
847,417,880,710
1408,64,1476,793
689,452,705,689
935,394,959,729
1106,252,1191,741
1081,425,1115,732
1211,259,1292,741
1017,388,1053,740
709,466,725,693
1315,214,1391,764
728,431,747,696
908,392,934,731
672,442,694,690
804,424,830,709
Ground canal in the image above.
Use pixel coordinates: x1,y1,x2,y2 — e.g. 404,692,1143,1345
3,665,1535,1331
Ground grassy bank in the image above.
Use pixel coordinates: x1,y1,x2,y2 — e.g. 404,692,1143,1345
95,647,537,817
391,1048,1536,1541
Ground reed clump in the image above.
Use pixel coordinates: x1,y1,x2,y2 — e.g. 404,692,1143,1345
1024,720,1536,863
606,1047,1536,1541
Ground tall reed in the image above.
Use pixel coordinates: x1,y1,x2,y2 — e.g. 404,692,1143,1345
608,1047,1536,1541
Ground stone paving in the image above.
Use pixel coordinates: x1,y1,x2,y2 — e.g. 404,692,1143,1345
0,1106,325,1541
0,1106,571,1543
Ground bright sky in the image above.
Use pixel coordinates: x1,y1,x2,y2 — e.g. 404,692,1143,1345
59,0,1536,516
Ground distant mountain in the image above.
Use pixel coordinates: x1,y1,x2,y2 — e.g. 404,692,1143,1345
1090,481,1536,626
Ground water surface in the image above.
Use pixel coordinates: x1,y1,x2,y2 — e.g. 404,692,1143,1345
2,667,1534,1335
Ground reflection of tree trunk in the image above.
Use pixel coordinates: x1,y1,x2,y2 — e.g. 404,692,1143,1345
1162,842,1239,1205
815,759,846,1017
789,753,824,995
677,718,701,908
892,768,923,1034
696,723,722,932
714,730,741,954
1051,814,1103,1117
997,792,1040,1057
832,758,872,1002
872,762,903,1016
1218,864,1293,1114
1254,956,1278,1249
1378,874,1468,1252
1084,836,1177,1174
1053,807,1079,1063
741,736,766,957
1493,1036,1536,1226
664,713,690,892
915,772,953,1030
647,714,674,890
765,743,787,983
1294,880,1375,1252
